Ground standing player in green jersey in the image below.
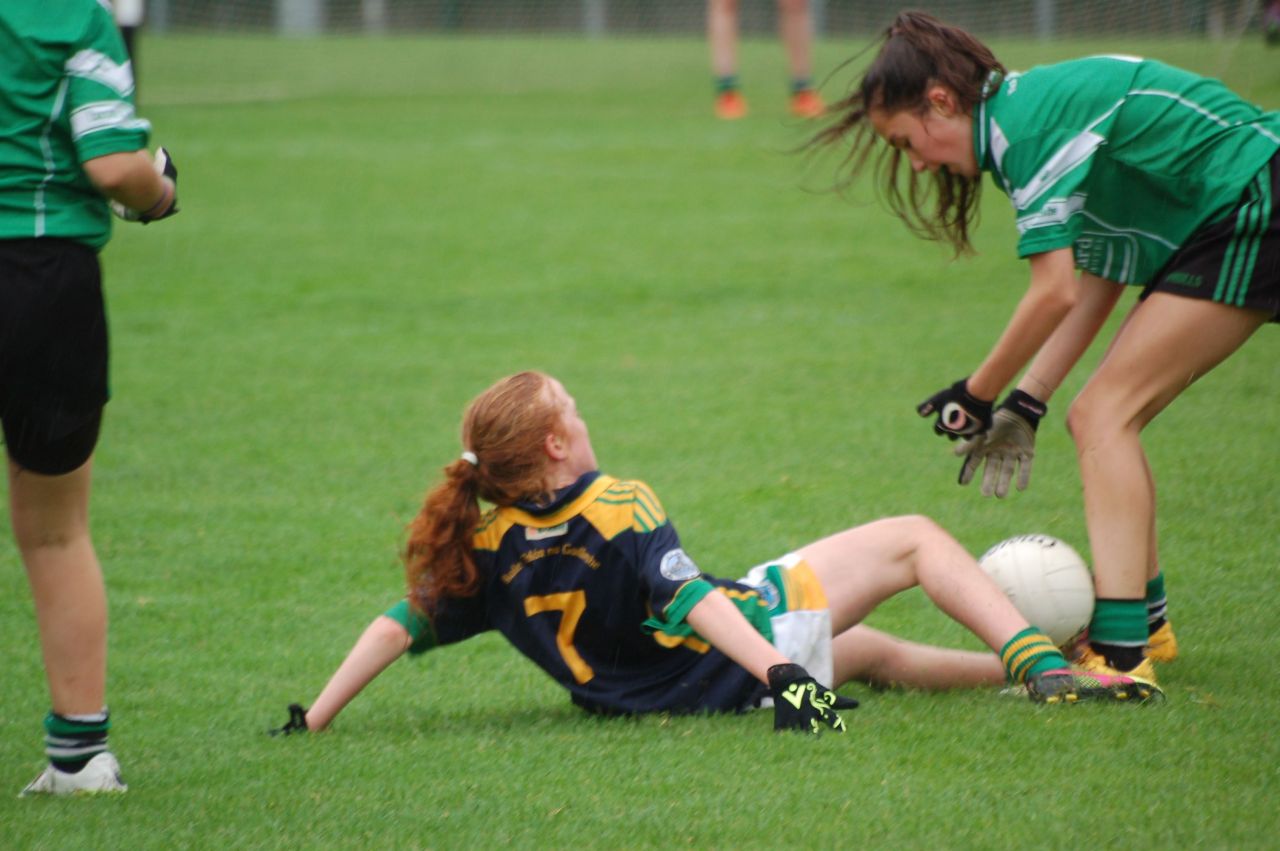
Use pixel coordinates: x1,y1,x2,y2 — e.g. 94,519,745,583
2,0,179,796
809,10,1280,690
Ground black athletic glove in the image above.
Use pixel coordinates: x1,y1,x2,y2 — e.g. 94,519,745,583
269,703,309,736
917,378,994,440
142,147,179,223
957,390,1046,498
768,663,859,734
110,147,179,223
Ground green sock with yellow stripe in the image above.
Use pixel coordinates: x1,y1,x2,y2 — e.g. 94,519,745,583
1000,628,1069,684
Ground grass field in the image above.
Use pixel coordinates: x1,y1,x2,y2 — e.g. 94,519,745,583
3,30,1279,848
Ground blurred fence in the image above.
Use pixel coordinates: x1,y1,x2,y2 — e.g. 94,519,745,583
145,0,1262,38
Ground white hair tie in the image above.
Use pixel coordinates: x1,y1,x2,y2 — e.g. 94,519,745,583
980,69,1004,101
460,450,479,466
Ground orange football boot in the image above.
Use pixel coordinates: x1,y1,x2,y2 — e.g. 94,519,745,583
715,90,748,120
790,88,824,119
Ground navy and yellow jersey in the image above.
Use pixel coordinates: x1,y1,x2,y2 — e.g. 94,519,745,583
385,471,776,715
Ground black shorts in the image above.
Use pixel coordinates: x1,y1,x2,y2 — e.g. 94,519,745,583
1144,152,1280,322
0,238,109,473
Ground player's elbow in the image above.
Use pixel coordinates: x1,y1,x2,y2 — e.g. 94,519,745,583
369,615,413,652
1028,252,1080,318
1040,280,1079,317
81,150,149,196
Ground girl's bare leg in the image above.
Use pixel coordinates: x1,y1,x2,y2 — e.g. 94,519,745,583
799,515,1029,688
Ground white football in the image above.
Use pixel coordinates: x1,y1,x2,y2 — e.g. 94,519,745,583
978,534,1095,647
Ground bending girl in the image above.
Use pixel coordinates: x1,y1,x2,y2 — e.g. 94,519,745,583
810,11,1279,688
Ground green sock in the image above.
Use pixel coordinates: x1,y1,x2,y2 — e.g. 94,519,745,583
715,75,739,94
44,709,110,773
999,627,1068,683
1088,598,1147,670
1089,598,1147,645
1145,573,1168,633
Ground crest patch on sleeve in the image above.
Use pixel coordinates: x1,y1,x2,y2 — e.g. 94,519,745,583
659,548,701,581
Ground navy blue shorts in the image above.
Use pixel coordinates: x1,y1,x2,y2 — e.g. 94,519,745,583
0,238,108,474
1144,152,1280,322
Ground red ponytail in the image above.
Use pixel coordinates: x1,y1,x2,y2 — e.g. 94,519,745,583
405,371,561,612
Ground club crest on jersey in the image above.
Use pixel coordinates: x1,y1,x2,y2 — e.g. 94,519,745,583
659,548,700,581
755,580,781,610
526,523,568,541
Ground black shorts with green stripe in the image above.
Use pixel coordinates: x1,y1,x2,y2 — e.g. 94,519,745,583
1143,151,1280,322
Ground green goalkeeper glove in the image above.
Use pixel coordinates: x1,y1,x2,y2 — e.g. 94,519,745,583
956,390,1046,498
767,663,859,734
268,703,309,736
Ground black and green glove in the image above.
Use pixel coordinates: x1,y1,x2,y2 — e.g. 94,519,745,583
768,664,859,734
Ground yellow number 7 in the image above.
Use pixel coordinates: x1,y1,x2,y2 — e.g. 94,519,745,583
523,590,594,684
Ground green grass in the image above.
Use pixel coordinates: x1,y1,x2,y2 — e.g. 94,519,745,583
3,32,1279,848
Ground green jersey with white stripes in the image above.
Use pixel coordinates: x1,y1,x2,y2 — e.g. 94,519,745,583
0,1,151,249
974,56,1280,284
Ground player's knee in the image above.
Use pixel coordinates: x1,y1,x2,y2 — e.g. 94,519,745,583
872,514,947,552
1065,392,1114,449
860,632,916,688
1064,398,1083,442
895,514,945,539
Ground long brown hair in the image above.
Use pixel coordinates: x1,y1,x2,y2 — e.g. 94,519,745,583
810,10,1004,254
404,371,562,612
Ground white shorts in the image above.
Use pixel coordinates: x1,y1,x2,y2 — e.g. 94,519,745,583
739,553,835,696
